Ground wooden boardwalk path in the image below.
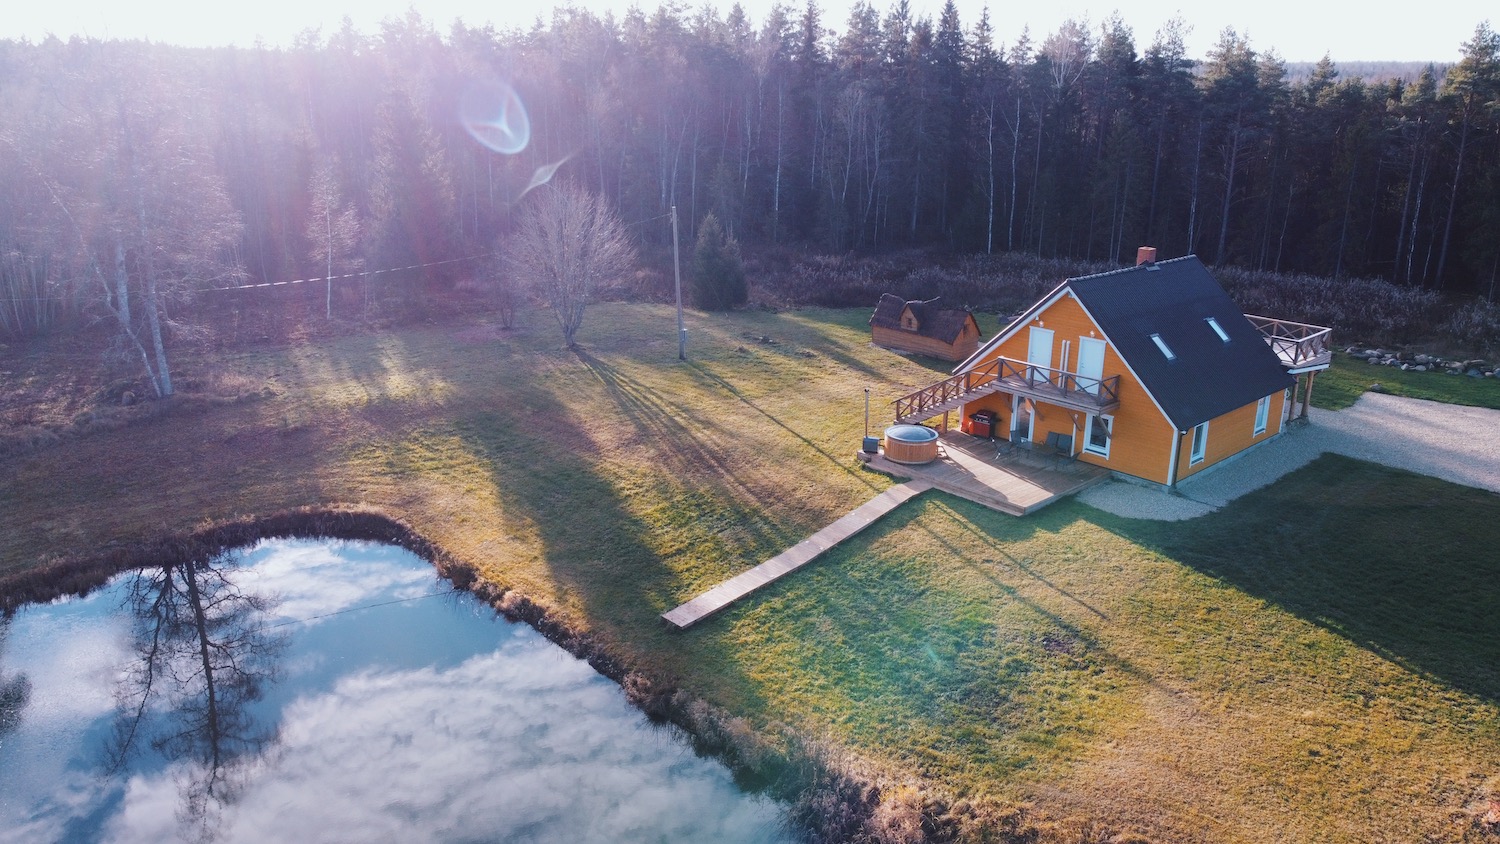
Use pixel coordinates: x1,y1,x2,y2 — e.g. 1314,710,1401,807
661,479,932,630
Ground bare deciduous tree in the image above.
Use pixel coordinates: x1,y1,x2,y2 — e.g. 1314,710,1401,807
306,161,363,318
504,182,636,349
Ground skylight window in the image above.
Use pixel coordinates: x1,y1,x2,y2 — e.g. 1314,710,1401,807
1149,333,1176,360
1206,317,1230,342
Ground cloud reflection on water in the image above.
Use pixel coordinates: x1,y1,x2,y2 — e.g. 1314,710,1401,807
236,538,437,626
103,635,784,844
0,539,787,844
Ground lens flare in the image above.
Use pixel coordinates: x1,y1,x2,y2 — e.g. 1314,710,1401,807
517,157,571,200
461,80,530,155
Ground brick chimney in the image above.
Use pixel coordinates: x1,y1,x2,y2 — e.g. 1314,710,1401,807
1136,246,1158,266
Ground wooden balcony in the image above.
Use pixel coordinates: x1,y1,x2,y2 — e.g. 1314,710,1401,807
894,357,1120,424
1245,314,1333,372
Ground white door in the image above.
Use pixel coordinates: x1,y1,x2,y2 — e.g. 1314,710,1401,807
1027,327,1054,382
1077,337,1106,395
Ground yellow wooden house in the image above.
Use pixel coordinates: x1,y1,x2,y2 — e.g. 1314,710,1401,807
891,250,1332,487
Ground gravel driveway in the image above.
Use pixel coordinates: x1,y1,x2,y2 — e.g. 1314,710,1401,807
1077,392,1500,521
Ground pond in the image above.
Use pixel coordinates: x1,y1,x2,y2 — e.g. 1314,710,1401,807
0,539,791,843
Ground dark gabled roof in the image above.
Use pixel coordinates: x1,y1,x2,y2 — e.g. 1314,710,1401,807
870,293,908,329
1068,255,1294,430
869,294,978,344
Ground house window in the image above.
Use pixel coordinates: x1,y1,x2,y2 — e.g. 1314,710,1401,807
1085,414,1112,457
1254,395,1270,436
1206,317,1230,342
1150,333,1176,360
1190,421,1208,464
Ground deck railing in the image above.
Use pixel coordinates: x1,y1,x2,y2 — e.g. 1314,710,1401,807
1245,314,1333,368
893,357,1120,422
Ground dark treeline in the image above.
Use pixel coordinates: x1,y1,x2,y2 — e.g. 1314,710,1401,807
2,5,1499,348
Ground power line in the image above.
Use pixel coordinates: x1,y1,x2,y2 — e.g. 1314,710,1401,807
0,252,493,305
204,253,491,292
624,211,673,229
256,587,462,632
2,206,668,307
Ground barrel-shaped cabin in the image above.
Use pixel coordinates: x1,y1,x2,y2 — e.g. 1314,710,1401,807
869,295,982,362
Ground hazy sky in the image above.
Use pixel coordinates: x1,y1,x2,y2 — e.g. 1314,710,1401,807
5,0,1492,63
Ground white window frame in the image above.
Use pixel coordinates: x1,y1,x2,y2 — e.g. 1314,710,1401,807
1190,421,1208,464
1206,317,1230,342
1254,395,1270,436
1084,414,1112,458
1149,333,1176,360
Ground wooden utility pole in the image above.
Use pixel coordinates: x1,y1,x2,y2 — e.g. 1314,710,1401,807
672,205,685,360
325,204,333,321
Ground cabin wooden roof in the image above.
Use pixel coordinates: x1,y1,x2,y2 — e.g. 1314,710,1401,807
960,256,1294,430
869,294,977,344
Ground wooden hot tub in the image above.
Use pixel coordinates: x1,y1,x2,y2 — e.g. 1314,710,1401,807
883,424,940,464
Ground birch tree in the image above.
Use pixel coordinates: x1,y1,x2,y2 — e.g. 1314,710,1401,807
305,161,364,318
95,88,243,398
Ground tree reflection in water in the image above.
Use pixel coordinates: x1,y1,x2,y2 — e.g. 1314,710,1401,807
0,619,32,740
107,554,287,841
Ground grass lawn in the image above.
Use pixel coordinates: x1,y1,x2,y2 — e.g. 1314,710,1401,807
3,304,1498,842
1314,353,1500,410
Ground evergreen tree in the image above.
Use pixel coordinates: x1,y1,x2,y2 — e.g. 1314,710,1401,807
1435,22,1500,288
690,212,748,310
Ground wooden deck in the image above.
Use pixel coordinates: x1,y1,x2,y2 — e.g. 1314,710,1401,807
661,479,933,630
859,431,1110,516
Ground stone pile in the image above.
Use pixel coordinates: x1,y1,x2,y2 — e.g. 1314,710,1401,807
1343,346,1497,377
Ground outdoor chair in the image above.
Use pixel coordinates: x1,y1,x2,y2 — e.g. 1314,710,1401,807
1044,432,1077,466
996,428,1023,459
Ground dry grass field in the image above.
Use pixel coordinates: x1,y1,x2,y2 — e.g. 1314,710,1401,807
2,304,1498,842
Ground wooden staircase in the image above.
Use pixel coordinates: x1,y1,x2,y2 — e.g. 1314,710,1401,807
894,381,1003,424
893,357,1120,424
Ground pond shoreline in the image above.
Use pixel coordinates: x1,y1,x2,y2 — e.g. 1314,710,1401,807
0,504,933,843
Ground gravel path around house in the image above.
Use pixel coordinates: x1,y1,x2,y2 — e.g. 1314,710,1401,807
1076,392,1500,521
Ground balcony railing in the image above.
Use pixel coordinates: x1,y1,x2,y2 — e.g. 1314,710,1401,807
1245,314,1333,370
893,356,1120,423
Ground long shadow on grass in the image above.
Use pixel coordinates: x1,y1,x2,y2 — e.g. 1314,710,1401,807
749,311,892,383
452,395,679,622
449,367,791,718
899,495,1169,693
1095,453,1500,703
574,350,811,559
685,361,884,490
694,494,1161,775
